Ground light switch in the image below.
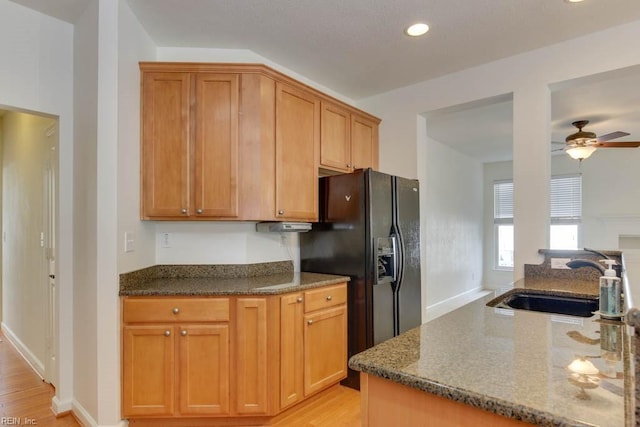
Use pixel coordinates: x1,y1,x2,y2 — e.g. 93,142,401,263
124,232,135,253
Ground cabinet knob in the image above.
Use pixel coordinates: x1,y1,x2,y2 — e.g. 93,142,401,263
164,330,171,337
172,307,179,314
278,210,284,215
181,330,187,336
346,164,351,168
326,295,333,301
296,297,303,303
307,319,313,325
181,208,187,214
196,208,203,214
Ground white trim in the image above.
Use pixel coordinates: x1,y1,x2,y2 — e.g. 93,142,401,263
51,396,73,415
425,287,491,323
1,322,45,379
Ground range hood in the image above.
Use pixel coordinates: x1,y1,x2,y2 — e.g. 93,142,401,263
256,222,312,233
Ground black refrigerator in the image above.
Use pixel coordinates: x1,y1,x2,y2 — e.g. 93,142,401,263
300,168,422,389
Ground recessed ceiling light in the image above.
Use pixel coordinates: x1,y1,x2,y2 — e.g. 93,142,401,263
405,23,429,37
565,0,585,3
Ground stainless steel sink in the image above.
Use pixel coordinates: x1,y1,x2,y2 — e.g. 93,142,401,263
487,290,598,318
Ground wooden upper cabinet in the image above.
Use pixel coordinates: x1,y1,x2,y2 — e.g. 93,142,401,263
140,67,240,220
140,62,379,222
350,113,379,171
194,73,239,218
274,82,319,221
320,101,380,173
320,101,351,172
141,72,191,218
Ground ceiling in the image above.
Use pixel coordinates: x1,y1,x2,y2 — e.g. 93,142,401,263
7,0,640,162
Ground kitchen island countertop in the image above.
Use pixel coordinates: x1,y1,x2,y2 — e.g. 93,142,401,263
349,292,632,426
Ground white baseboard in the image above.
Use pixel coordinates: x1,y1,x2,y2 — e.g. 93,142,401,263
72,399,128,427
52,395,73,415
425,287,491,323
1,322,45,379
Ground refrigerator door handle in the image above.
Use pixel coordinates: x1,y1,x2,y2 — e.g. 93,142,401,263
390,235,399,282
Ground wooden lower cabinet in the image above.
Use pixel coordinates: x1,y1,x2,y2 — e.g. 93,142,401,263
235,298,269,414
121,283,347,424
304,305,348,395
178,324,229,415
122,325,175,417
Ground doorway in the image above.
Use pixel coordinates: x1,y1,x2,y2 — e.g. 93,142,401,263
0,108,58,386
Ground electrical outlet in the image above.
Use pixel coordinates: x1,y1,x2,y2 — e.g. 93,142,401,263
551,258,571,269
160,233,171,248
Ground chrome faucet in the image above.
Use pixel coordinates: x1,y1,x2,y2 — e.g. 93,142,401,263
565,259,605,276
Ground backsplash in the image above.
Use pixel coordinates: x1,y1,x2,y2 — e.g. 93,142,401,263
524,249,623,281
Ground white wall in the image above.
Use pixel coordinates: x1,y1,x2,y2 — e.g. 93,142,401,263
1,111,54,375
357,20,640,309
73,0,99,421
0,0,74,413
118,0,156,275
423,135,484,313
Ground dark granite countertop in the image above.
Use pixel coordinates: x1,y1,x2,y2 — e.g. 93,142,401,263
118,261,349,297
349,293,633,427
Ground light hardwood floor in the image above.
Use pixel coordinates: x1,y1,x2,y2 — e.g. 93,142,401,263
0,332,80,426
0,331,361,427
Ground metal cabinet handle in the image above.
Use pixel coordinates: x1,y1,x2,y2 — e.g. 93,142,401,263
326,295,333,301
164,330,171,337
181,208,187,214
296,297,303,303
196,208,203,214
172,307,179,314
181,330,187,336
307,319,313,325
278,210,284,215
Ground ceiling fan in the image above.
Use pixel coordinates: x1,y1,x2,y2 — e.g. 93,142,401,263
554,120,640,160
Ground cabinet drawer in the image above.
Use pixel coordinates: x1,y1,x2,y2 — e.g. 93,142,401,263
304,284,347,313
123,298,230,323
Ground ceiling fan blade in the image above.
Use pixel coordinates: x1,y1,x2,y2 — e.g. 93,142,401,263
551,141,565,145
595,141,640,148
597,131,630,142
551,147,565,152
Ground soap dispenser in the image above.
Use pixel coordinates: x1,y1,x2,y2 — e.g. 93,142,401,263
599,259,622,320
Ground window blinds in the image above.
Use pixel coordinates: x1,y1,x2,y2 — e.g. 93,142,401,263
494,180,513,224
493,174,582,224
550,174,582,224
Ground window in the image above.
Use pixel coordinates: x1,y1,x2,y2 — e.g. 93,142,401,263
550,174,582,250
492,174,582,269
494,180,514,269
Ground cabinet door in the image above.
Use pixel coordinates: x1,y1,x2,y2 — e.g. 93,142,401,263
304,305,348,396
122,325,175,417
275,82,319,221
351,114,379,171
194,73,240,218
235,298,268,414
279,293,304,410
178,324,230,415
320,101,351,172
141,72,191,218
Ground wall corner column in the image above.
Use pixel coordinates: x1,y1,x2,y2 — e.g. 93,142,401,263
512,84,551,280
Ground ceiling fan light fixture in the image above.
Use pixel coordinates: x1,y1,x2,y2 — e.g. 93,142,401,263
566,145,596,160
